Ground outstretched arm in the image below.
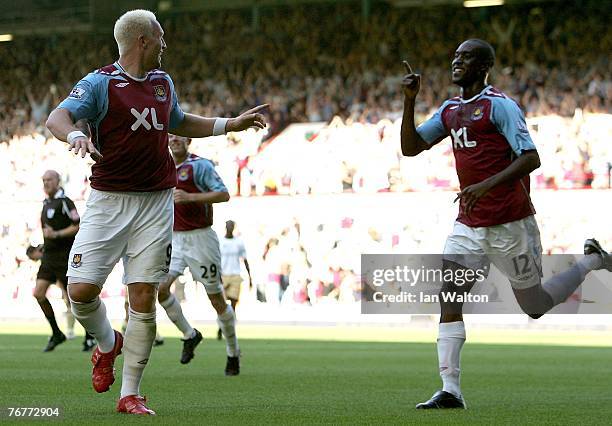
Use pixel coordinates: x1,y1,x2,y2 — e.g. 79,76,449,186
171,105,269,138
400,61,430,157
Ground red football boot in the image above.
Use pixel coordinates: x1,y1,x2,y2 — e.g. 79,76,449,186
116,395,156,415
91,330,123,393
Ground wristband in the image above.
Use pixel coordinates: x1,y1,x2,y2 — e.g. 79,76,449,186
213,118,229,136
67,130,87,146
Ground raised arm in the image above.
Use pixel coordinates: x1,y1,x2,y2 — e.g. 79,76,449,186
400,61,430,157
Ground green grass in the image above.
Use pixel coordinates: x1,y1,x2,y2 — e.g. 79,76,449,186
1,328,612,425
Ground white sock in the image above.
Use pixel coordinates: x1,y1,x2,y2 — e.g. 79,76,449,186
66,309,75,333
160,294,194,339
70,297,115,353
542,255,600,305
437,321,465,398
120,308,156,398
217,305,239,357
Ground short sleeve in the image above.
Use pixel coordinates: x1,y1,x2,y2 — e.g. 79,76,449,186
64,197,80,224
65,197,76,211
416,102,451,145
165,75,185,130
238,240,247,258
56,74,102,122
490,97,536,156
194,160,228,193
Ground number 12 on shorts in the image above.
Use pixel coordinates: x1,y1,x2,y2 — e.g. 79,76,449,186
201,264,218,279
512,254,531,275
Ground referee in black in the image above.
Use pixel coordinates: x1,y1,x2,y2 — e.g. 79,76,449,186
35,170,93,352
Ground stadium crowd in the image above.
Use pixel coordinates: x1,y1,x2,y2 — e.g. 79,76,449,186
0,2,609,199
1,1,609,139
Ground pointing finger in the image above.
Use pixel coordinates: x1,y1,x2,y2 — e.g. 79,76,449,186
243,104,270,115
402,60,413,74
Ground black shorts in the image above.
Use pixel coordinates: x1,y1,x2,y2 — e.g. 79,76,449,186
37,259,69,290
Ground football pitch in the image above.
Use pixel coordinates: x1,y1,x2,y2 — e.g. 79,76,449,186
1,324,612,425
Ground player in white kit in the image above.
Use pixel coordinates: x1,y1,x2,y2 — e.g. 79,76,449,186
217,220,252,340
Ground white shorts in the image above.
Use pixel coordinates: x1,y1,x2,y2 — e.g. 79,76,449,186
67,188,173,287
169,227,223,295
443,215,543,289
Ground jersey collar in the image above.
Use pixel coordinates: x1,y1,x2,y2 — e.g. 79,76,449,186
114,61,149,82
175,153,197,169
45,187,64,201
460,85,492,104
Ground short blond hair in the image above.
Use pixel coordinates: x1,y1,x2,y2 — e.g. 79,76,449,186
113,9,157,56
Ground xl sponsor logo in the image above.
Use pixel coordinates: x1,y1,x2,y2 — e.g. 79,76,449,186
130,107,163,131
451,127,477,148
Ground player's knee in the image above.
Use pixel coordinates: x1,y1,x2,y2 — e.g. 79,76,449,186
157,286,170,303
68,283,100,303
33,289,46,303
128,283,157,312
515,296,547,320
209,293,228,314
518,301,546,319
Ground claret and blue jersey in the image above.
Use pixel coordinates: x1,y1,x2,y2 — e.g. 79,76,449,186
57,62,185,192
174,153,228,232
417,85,537,227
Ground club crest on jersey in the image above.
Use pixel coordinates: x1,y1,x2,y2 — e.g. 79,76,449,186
153,85,167,102
71,253,82,268
69,87,85,99
178,169,190,181
46,208,55,219
471,107,484,121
